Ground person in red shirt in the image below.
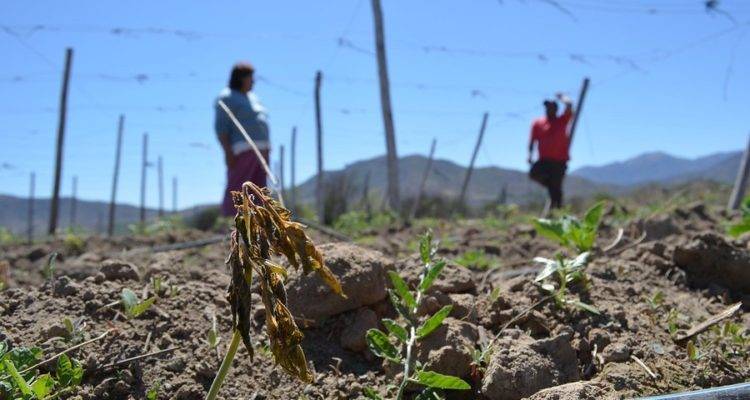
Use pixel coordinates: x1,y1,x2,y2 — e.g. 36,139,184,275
528,92,575,210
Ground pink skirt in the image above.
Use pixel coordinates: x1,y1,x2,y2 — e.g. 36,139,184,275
221,149,269,216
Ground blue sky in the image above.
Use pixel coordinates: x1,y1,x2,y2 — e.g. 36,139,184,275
1,0,749,209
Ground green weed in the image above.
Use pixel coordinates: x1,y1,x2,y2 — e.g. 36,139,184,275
365,232,470,399
534,253,599,314
454,249,496,270
41,253,58,281
0,342,83,399
120,288,155,319
727,197,750,237
62,233,85,255
533,201,605,252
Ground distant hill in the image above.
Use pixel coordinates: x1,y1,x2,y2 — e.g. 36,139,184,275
571,151,740,186
3,149,742,235
293,154,618,208
0,195,215,236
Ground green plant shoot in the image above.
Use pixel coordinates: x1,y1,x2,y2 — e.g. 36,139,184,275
533,201,605,252
365,231,471,400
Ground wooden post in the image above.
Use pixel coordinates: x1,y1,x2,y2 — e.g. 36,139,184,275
410,139,437,220
27,172,35,243
108,115,124,237
157,156,164,217
290,126,297,213
279,144,286,202
48,48,73,235
568,77,590,147
371,0,400,213
314,71,325,224
172,176,177,213
140,133,148,224
728,133,750,210
69,175,78,229
459,113,489,208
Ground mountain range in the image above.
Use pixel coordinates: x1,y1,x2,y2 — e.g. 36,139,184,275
0,149,742,234
571,151,740,186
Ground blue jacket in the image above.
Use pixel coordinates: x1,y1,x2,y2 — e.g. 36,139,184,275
214,88,269,154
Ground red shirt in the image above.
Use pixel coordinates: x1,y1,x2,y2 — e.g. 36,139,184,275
530,110,572,162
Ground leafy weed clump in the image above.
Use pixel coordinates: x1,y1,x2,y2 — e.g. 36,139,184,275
0,342,83,399
334,210,396,237
687,321,750,362
727,197,750,237
365,232,471,399
454,249,496,270
62,232,85,255
533,201,604,252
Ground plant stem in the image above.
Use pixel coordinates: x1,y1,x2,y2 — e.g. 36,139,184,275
396,264,427,400
206,329,242,400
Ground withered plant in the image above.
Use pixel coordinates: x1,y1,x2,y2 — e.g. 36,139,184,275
206,182,344,400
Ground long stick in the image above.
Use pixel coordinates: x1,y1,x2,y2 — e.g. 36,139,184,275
290,126,297,213
48,48,73,235
15,329,112,377
459,113,489,208
108,115,124,237
314,71,325,223
69,176,77,229
279,144,286,202
728,133,750,210
157,156,164,217
568,77,590,147
410,139,437,220
103,346,181,370
371,0,400,213
216,100,283,206
28,172,35,243
140,133,148,224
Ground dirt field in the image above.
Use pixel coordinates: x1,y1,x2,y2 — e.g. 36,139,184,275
1,201,749,399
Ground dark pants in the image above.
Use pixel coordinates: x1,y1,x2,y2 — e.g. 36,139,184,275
529,160,567,209
221,149,269,216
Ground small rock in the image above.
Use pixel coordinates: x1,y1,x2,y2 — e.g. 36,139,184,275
673,233,750,292
481,330,580,400
93,273,106,284
53,276,80,297
174,383,204,400
341,308,379,352
81,289,95,302
26,247,47,262
587,328,611,350
446,293,479,322
39,322,69,341
602,342,631,363
417,295,442,316
285,243,391,320
399,258,475,294
194,361,216,384
637,215,680,240
100,259,140,281
525,380,612,400
414,318,478,379
164,356,187,372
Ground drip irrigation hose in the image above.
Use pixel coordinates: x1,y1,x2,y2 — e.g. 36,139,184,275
637,382,750,400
